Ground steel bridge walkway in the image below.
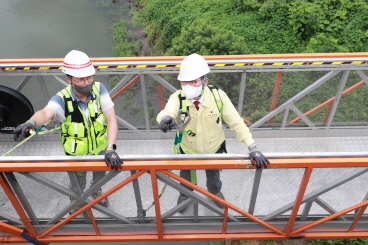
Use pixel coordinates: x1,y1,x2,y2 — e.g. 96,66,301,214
0,53,367,243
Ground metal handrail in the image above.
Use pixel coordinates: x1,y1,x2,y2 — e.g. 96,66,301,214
1,152,368,163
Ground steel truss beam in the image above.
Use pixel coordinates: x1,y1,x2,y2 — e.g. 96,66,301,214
0,155,367,243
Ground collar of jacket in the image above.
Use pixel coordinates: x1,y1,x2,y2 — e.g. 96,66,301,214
194,86,210,108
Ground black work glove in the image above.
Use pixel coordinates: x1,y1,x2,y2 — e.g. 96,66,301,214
13,120,35,141
159,115,175,133
249,151,270,168
105,150,123,171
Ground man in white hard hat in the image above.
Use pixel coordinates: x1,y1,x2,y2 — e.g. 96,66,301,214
13,50,123,213
157,53,269,211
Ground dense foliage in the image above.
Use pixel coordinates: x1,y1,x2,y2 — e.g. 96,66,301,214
133,0,368,55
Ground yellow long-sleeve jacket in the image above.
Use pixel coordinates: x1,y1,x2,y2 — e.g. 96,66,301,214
156,86,255,154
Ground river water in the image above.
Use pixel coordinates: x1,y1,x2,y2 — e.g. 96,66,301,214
0,0,118,59
0,0,211,244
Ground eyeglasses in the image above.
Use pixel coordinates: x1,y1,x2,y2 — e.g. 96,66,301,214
180,78,201,86
71,75,94,85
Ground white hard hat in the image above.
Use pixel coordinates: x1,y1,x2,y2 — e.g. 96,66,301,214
62,50,96,78
177,53,210,81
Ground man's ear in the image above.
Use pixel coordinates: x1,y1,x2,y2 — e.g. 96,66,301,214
66,76,72,84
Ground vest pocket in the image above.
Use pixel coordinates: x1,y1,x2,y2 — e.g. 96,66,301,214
95,134,107,152
62,122,86,138
61,122,88,155
64,137,89,155
94,115,107,135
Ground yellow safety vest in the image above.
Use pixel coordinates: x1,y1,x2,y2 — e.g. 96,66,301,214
57,82,107,155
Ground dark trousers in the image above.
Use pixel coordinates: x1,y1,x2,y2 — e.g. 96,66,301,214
67,150,106,194
179,146,224,194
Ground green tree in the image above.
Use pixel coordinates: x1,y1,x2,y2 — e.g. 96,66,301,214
166,18,250,56
133,0,368,55
112,18,141,57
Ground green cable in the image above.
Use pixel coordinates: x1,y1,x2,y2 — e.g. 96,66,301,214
2,126,60,157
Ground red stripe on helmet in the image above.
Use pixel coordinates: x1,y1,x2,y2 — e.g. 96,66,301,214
63,61,92,69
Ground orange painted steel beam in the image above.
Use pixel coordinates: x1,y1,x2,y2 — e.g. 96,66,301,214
0,174,38,238
38,170,147,239
268,71,283,123
1,157,368,172
150,170,164,239
35,233,287,243
222,206,229,234
323,102,333,122
242,117,251,124
0,222,23,236
349,206,367,232
291,200,368,235
2,52,368,64
40,235,160,243
300,232,368,240
0,237,30,243
152,233,287,242
111,75,140,100
285,167,313,236
158,83,165,110
87,209,101,236
160,169,285,236
289,80,365,123
6,232,366,243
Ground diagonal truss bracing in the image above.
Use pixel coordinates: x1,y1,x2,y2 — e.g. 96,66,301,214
0,154,366,243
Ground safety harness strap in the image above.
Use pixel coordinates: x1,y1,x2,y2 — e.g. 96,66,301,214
207,85,223,122
88,83,101,122
178,90,195,137
178,85,223,137
57,88,74,122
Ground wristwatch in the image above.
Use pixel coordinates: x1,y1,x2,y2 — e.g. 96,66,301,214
107,144,116,150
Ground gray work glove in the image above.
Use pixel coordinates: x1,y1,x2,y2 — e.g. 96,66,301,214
248,144,270,168
105,150,123,171
13,119,36,141
159,115,175,133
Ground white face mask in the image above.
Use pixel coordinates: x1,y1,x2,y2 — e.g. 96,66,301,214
181,85,203,99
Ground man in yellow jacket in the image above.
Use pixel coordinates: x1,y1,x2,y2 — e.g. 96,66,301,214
157,53,269,211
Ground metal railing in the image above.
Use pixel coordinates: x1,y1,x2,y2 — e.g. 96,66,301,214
0,154,367,243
